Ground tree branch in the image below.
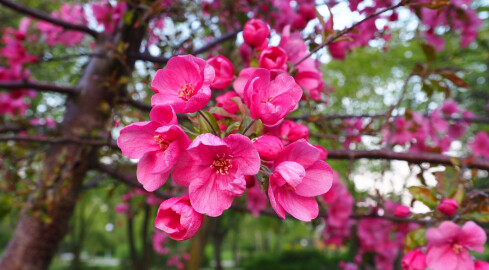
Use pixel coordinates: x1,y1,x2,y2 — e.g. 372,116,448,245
294,1,406,66
0,135,118,150
0,81,77,95
0,0,99,38
135,28,242,64
291,113,489,124
327,149,489,170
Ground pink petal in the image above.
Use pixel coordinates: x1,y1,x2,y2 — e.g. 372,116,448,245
118,121,160,159
277,189,318,221
426,244,473,270
275,139,320,168
273,161,305,188
189,172,236,217
223,134,260,175
268,182,286,219
165,55,205,85
151,69,183,94
137,152,171,191
426,221,461,246
151,93,186,112
295,160,333,197
459,221,487,252
150,105,178,125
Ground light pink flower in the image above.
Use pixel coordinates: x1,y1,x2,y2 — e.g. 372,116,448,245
172,134,260,216
401,249,427,270
152,230,169,255
117,105,191,191
437,198,459,216
259,46,288,71
268,140,333,221
207,55,235,89
253,135,283,161
151,55,215,113
243,19,269,47
426,221,486,270
155,195,203,241
115,203,130,214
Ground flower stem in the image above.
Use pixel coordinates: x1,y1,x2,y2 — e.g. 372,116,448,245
198,110,218,135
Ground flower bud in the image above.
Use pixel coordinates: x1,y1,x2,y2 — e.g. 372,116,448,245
299,3,316,21
394,205,410,218
243,19,269,47
207,55,235,89
155,196,203,241
253,135,284,161
437,198,458,216
259,46,288,71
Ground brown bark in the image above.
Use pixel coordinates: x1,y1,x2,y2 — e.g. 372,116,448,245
0,5,147,270
186,217,212,270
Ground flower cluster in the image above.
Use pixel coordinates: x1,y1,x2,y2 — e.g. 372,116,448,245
118,25,334,239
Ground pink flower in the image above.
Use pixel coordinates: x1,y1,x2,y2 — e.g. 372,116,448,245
243,69,302,126
470,131,489,159
437,198,459,216
401,250,427,270
247,181,268,217
151,55,215,113
207,55,235,89
278,120,309,144
394,205,410,218
155,196,203,241
475,261,489,270
295,70,325,101
253,135,284,161
117,105,191,191
259,46,288,71
268,140,333,221
115,203,130,214
233,67,257,97
152,230,169,255
426,221,486,270
172,134,260,216
243,19,269,47
299,3,316,21
91,1,127,34
215,91,240,115
442,100,460,115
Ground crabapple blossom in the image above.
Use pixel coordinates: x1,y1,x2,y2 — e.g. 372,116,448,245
437,198,459,216
401,249,427,270
207,55,235,89
117,105,191,191
426,221,486,270
394,205,410,218
243,69,302,126
259,46,288,71
155,196,203,241
151,55,215,113
268,140,333,221
470,131,489,159
172,134,260,216
252,135,283,161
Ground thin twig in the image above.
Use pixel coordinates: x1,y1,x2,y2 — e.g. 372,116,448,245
198,110,218,135
0,81,77,95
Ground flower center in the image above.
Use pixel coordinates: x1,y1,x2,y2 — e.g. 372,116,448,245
210,153,233,175
154,134,170,151
262,96,273,103
178,83,195,101
452,243,463,254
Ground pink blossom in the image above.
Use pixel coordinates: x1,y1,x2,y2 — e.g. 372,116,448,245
172,134,260,216
470,131,489,159
243,69,302,126
314,145,328,160
423,29,445,51
259,46,288,71
253,135,283,161
91,1,127,34
401,249,427,270
295,70,325,101
36,4,86,47
442,100,460,115
475,261,489,270
115,203,130,214
437,198,459,216
243,19,269,47
339,261,358,270
155,196,203,241
207,55,235,89
299,3,316,21
394,205,410,218
117,105,191,191
215,91,240,116
426,221,486,270
151,55,215,113
233,67,257,97
152,230,169,255
268,140,333,221
247,181,268,217
322,171,354,227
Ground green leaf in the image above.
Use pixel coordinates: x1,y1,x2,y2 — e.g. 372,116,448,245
408,186,437,209
198,111,220,136
404,227,427,251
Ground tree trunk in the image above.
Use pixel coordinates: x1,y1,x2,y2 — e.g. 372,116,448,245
0,6,147,270
186,217,212,270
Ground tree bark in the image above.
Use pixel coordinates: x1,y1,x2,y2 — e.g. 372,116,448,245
0,5,147,270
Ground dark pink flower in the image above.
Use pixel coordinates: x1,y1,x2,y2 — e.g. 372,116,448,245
155,196,203,241
253,135,283,161
299,3,316,21
268,140,333,221
216,91,240,115
151,55,215,113
259,46,288,71
117,105,191,191
470,131,489,159
278,120,309,144
243,69,302,126
295,70,325,101
172,134,260,216
475,261,489,270
426,221,486,270
207,55,235,89
442,100,460,115
394,205,410,218
401,249,427,270
243,19,269,47
437,198,459,216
